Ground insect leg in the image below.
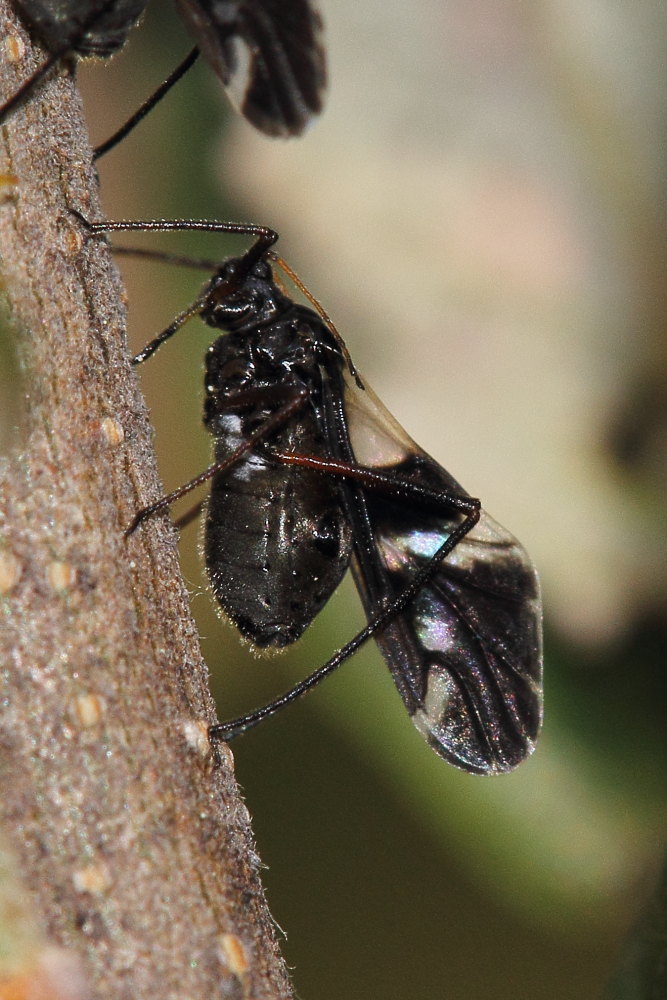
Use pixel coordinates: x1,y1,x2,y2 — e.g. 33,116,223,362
209,499,479,742
113,245,222,273
93,47,200,160
270,451,478,517
173,499,206,532
159,383,326,533
0,52,63,124
0,0,123,125
131,293,212,365
125,383,309,535
108,246,231,364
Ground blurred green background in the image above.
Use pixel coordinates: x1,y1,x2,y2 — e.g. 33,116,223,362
4,1,667,997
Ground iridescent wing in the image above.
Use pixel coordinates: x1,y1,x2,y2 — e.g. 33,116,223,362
176,0,326,136
345,377,543,774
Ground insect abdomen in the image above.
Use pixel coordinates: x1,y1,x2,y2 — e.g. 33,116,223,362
205,444,352,648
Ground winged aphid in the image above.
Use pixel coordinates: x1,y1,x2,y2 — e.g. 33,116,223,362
2,0,326,143
80,214,543,775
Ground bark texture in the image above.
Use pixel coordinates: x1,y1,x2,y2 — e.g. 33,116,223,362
0,4,292,998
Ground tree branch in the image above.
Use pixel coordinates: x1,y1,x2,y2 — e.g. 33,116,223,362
0,4,292,996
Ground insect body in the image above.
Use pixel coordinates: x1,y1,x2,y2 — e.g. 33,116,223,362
1,0,145,125
203,296,354,647
2,0,326,141
83,216,543,775
12,0,144,56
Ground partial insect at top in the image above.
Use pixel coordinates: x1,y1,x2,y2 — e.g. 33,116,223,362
2,0,327,141
11,0,145,56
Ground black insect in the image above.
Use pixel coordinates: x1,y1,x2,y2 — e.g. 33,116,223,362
81,215,543,775
1,0,326,145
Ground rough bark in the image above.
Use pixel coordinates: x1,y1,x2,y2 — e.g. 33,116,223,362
0,4,292,998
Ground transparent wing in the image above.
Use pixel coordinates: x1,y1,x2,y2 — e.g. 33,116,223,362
345,376,543,774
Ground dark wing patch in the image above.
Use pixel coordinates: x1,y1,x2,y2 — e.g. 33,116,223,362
360,509,542,774
342,371,542,774
176,0,326,136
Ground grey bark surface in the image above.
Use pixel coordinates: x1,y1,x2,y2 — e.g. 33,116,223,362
0,3,292,997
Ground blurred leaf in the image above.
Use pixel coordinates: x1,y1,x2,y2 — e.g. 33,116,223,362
607,854,667,1000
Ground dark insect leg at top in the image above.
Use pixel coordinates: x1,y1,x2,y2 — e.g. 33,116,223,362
92,46,199,160
77,213,543,776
